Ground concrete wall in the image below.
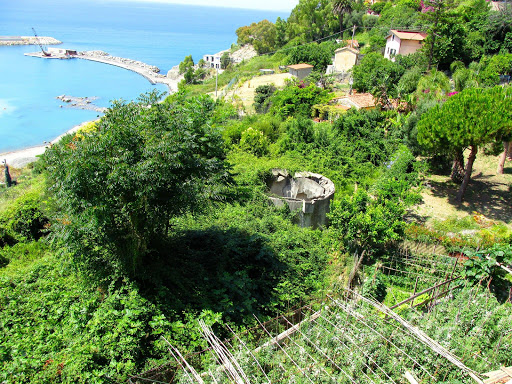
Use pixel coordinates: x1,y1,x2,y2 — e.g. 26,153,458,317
384,35,401,60
399,39,423,56
385,35,423,60
334,50,358,73
289,67,313,80
268,170,335,229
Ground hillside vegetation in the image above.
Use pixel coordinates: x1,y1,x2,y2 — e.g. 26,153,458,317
1,0,512,382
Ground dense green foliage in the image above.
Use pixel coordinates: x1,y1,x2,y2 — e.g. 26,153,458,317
417,86,512,200
286,40,341,72
44,92,231,277
3,0,512,381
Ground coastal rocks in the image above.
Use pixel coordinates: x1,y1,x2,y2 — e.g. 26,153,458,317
167,66,180,80
230,44,258,63
56,95,107,113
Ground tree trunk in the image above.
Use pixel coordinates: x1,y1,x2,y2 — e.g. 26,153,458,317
497,141,509,174
339,14,344,37
456,145,478,203
450,150,465,183
507,141,512,160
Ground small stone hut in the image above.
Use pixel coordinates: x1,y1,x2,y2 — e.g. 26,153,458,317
287,64,314,80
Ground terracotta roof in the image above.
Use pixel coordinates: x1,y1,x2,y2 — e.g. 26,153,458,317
287,64,314,70
388,30,427,41
335,46,360,55
344,39,359,48
334,93,376,109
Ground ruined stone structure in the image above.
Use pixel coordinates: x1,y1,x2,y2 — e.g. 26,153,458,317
268,169,335,229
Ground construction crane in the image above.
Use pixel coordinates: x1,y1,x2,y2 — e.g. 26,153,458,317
31,27,51,56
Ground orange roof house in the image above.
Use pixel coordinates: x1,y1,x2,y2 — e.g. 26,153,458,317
384,30,427,61
333,93,376,110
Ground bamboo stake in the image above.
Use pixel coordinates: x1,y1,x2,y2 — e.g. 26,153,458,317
253,314,315,384
162,337,203,384
323,299,436,381
344,288,485,384
309,310,397,383
389,278,458,310
199,320,248,384
254,311,321,353
281,315,360,384
225,324,271,383
405,371,420,384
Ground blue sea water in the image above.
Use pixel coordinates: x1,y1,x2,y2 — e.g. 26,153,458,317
0,0,287,152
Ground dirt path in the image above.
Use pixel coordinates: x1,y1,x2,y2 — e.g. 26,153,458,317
221,73,293,112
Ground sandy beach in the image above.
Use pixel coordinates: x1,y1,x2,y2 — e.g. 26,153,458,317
0,120,95,169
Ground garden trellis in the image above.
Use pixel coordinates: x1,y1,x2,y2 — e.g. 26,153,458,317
129,248,511,384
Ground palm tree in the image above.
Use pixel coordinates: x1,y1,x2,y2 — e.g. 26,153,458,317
333,0,353,36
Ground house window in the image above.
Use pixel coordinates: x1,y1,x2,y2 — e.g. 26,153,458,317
392,35,395,41
387,47,390,54
390,49,397,57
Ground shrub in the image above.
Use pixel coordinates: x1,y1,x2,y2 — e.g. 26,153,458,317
239,128,270,157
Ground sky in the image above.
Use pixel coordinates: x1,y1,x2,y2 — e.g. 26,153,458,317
120,0,300,12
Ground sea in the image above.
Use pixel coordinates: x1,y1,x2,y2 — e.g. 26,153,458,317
0,0,287,153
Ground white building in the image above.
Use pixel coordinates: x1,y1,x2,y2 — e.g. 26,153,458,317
384,30,427,61
203,53,222,69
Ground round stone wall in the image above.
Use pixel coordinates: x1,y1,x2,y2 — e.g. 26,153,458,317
268,169,335,228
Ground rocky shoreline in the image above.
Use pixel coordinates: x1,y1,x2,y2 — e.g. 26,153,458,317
0,36,62,46
56,94,107,113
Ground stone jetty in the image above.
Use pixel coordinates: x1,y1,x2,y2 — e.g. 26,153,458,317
25,48,180,92
0,36,62,46
77,51,178,91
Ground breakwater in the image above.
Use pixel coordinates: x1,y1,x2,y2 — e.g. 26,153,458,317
0,36,61,46
25,49,179,92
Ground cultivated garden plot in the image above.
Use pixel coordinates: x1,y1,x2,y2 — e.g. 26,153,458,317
131,254,512,384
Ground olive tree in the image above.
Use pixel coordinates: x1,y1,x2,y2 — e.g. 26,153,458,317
417,86,512,202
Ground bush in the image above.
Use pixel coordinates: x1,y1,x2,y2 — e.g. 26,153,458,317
269,82,332,118
0,191,48,242
239,128,270,157
253,84,276,114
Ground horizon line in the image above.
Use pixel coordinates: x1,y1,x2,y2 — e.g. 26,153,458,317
104,0,296,13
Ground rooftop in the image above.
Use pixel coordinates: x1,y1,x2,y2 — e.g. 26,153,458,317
334,92,376,109
287,63,314,70
335,46,360,55
388,29,427,41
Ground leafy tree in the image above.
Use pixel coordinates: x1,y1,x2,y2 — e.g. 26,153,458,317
451,62,479,91
44,92,231,276
483,7,512,54
477,54,512,87
329,189,406,252
236,20,277,54
286,40,341,72
351,52,406,97
417,86,512,202
220,51,231,70
286,0,338,42
253,84,276,113
179,54,194,74
415,68,450,100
